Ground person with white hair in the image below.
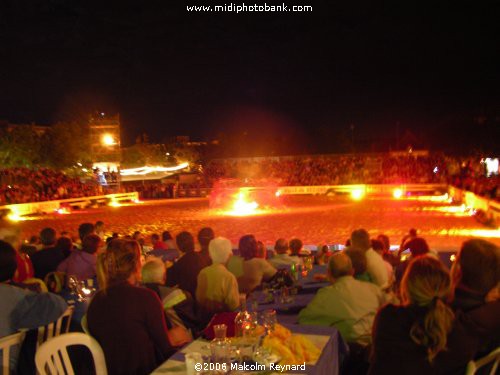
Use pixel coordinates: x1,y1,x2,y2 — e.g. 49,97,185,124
196,237,240,316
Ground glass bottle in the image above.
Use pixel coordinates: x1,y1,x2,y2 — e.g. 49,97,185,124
234,295,256,337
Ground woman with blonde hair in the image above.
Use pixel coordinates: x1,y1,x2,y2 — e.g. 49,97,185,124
88,239,189,375
369,256,482,374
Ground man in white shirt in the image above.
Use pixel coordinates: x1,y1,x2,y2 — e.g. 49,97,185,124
269,238,301,269
298,252,384,345
351,229,389,289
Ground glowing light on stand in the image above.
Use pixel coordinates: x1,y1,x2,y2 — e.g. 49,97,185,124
102,134,117,146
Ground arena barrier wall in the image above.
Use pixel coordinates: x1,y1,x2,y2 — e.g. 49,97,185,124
448,186,499,225
278,183,447,196
0,192,139,218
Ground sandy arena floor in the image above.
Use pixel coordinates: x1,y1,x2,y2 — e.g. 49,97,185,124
15,195,499,251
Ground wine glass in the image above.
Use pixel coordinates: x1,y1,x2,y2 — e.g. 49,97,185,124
262,309,277,335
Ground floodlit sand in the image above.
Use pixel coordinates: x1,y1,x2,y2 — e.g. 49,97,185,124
15,195,499,251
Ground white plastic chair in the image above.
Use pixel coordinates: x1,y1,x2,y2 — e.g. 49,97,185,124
36,307,74,349
466,347,500,375
35,332,107,375
0,331,26,375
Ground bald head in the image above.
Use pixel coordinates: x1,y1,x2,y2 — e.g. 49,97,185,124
350,229,371,251
328,252,354,279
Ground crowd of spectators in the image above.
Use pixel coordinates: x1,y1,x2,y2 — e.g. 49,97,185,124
1,219,498,374
203,154,451,186
0,168,103,205
1,153,498,205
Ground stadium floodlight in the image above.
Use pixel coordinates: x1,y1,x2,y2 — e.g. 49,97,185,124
102,134,116,146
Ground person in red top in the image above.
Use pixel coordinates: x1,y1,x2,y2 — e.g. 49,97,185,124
87,239,190,375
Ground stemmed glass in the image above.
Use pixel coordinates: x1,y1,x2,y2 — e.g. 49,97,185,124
261,309,277,335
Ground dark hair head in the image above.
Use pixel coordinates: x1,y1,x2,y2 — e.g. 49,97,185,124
456,239,500,294
350,229,370,251
78,223,95,241
198,227,215,249
406,237,430,258
29,235,40,244
95,221,104,229
289,238,303,256
40,227,57,246
377,234,390,252
176,231,195,253
162,231,173,241
409,228,418,237
0,240,17,281
151,233,160,242
274,238,289,254
82,234,101,254
371,239,384,252
344,248,367,276
55,236,73,253
239,234,257,260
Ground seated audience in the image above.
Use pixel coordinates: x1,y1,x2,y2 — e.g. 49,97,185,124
371,239,394,286
290,238,309,258
369,255,496,374
196,237,240,315
54,236,73,258
142,258,198,335
166,231,204,299
269,238,301,268
162,231,177,249
395,237,430,286
451,239,499,311
147,233,180,263
77,223,95,246
0,240,67,370
31,227,67,280
87,239,189,375
377,233,399,267
450,239,500,354
95,220,105,240
344,247,373,283
314,244,331,265
351,229,389,289
197,227,215,268
0,226,36,284
397,228,418,256
151,233,167,249
236,234,277,294
57,234,100,281
298,252,384,346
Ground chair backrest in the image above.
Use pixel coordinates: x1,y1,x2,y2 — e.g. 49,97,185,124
0,331,26,375
35,332,107,375
466,347,500,375
36,307,74,349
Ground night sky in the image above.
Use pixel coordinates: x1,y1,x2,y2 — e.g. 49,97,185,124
1,1,499,153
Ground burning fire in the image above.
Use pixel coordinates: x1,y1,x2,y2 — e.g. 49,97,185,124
228,192,259,216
